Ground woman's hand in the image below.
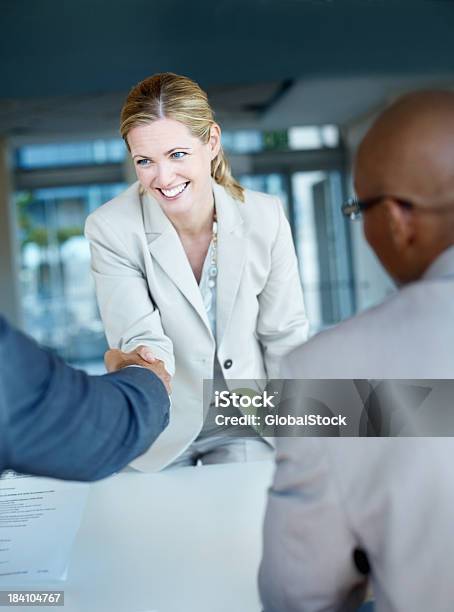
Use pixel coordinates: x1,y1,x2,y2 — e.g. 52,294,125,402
104,346,172,394
136,346,159,364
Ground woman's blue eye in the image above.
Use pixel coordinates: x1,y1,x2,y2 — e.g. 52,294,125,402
171,151,187,159
136,159,151,167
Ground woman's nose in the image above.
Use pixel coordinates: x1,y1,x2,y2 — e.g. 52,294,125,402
154,161,176,187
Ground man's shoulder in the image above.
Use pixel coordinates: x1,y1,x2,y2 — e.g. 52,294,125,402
282,286,420,378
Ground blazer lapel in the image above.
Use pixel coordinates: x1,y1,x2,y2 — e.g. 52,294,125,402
141,190,210,331
214,182,248,347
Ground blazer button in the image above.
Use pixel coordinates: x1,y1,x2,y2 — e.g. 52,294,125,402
223,359,233,369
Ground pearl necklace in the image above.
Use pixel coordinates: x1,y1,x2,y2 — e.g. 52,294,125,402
203,211,218,313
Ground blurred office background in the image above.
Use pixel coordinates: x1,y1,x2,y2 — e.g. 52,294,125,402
1,0,453,372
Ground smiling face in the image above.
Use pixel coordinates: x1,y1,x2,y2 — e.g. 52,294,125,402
127,117,221,218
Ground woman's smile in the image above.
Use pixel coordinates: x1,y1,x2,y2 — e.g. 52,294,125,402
157,181,190,200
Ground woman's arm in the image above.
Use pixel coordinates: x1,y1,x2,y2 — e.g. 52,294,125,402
256,199,309,379
85,210,175,376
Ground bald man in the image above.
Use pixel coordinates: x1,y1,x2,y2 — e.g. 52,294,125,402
259,91,454,612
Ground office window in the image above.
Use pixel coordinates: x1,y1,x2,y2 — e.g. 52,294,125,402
288,125,339,150
16,183,126,364
16,139,126,169
222,125,340,154
222,130,263,154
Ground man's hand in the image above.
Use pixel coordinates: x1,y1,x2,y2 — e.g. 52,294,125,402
104,346,171,394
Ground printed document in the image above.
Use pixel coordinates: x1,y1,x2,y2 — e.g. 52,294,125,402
0,472,88,583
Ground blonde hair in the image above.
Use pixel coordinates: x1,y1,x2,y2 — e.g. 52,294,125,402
120,72,245,202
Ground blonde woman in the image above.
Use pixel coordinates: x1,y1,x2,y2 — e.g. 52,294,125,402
85,73,308,471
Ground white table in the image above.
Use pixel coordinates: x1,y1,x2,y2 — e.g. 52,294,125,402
7,461,274,612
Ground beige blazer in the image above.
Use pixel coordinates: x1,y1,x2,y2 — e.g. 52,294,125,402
85,180,308,471
260,247,454,612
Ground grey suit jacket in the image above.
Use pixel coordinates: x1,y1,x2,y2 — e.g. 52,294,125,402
0,317,170,481
259,246,454,612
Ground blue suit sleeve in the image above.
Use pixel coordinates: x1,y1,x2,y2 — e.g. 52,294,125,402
0,317,169,481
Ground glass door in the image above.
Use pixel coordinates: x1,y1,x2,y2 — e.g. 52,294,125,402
240,170,354,335
292,171,354,332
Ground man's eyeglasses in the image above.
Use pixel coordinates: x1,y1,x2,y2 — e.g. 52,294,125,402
342,195,453,221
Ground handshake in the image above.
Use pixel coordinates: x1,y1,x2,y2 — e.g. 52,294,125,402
104,345,171,394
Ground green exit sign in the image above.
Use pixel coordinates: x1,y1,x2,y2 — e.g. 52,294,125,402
263,131,288,151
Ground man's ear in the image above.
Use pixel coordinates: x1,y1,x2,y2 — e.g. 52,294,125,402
384,198,415,250
209,124,222,160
